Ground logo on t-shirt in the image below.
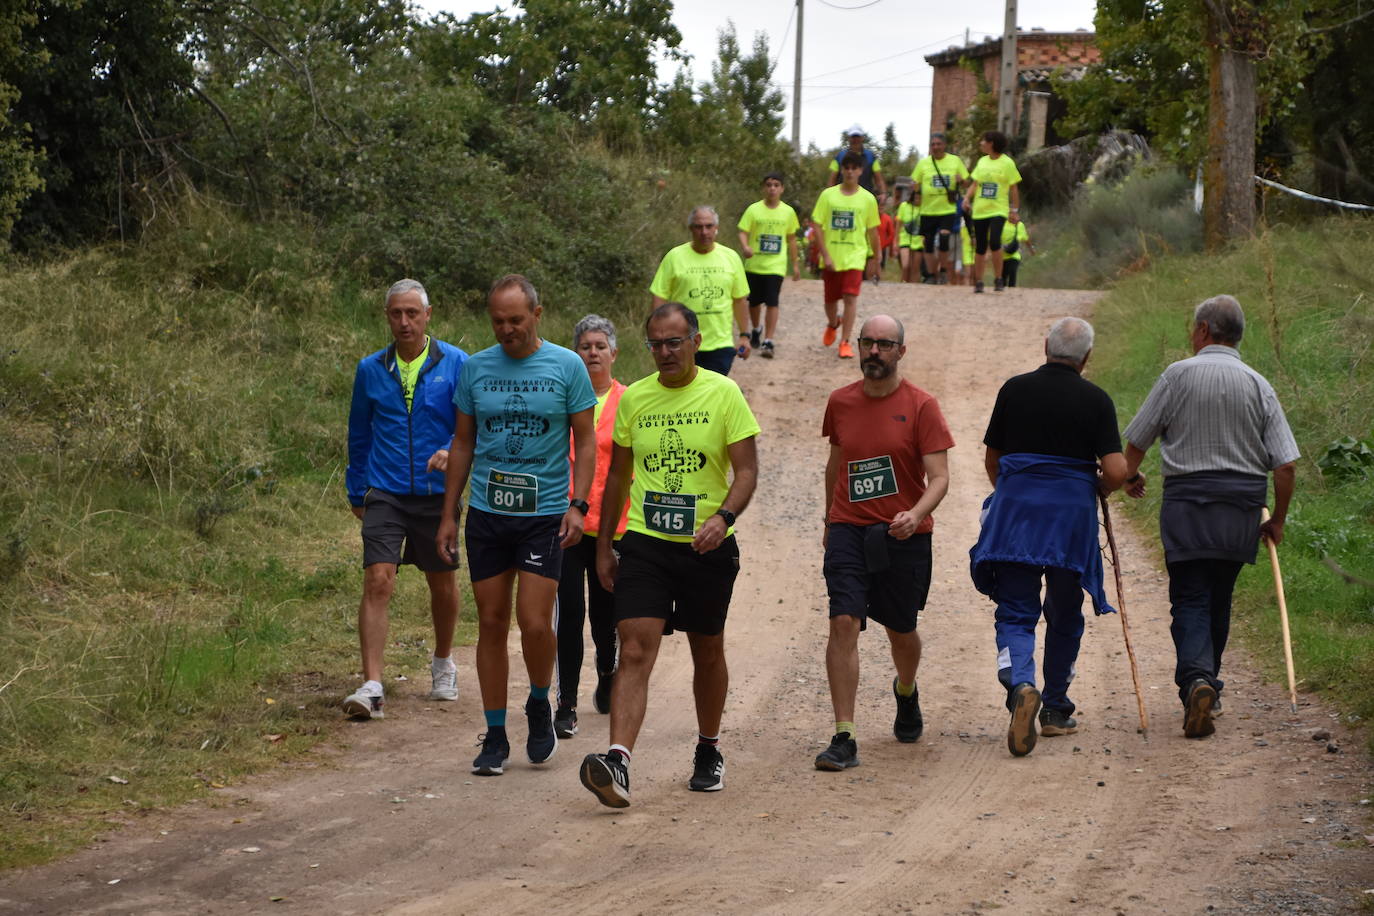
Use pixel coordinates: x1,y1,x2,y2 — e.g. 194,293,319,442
484,394,551,455
688,284,726,301
643,428,707,492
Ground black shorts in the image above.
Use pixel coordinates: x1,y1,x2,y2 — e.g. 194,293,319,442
696,346,736,376
972,216,1007,255
361,489,459,572
613,531,739,636
918,213,959,252
464,505,564,582
746,272,784,308
823,525,932,633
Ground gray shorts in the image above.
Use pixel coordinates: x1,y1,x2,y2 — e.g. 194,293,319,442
360,489,458,572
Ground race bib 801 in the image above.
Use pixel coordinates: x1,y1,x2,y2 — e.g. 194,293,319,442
486,469,538,514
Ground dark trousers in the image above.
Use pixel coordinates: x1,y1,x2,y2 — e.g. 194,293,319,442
1166,558,1243,705
991,562,1085,714
1001,259,1020,287
555,534,617,709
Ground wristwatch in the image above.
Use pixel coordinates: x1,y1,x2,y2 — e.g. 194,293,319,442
569,498,590,514
714,507,736,526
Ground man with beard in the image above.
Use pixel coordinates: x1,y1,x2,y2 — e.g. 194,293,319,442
814,315,953,770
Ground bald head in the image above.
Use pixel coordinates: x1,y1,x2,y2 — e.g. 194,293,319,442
859,314,904,344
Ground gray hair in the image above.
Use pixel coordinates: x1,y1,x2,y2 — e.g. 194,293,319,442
1046,316,1095,363
573,313,618,351
687,205,719,228
488,273,539,311
386,278,429,310
1194,294,1245,345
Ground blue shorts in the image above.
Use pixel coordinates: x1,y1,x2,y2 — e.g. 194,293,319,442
465,506,564,582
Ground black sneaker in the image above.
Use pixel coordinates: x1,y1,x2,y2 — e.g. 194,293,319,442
1039,706,1078,736
593,671,614,715
994,277,1006,291
1184,679,1217,738
525,695,558,764
892,678,924,743
749,328,761,349
1007,682,1042,757
759,340,775,359
554,706,578,739
688,743,725,792
974,282,985,293
472,729,510,776
580,752,630,808
814,732,860,770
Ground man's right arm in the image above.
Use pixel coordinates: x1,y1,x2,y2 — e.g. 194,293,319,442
823,443,841,548
346,363,372,512
1260,461,1296,545
436,411,476,563
595,443,635,591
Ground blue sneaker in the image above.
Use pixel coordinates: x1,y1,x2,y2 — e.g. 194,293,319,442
526,696,558,764
472,728,509,776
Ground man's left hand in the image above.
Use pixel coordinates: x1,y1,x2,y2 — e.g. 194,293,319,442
426,449,449,473
558,506,585,549
692,513,729,554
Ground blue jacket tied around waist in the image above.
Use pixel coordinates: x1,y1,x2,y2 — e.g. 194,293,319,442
347,339,467,506
969,453,1114,615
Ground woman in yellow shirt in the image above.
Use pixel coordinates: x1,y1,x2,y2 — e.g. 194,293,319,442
962,130,1022,294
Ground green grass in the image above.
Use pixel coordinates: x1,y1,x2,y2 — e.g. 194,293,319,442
1089,215,1374,744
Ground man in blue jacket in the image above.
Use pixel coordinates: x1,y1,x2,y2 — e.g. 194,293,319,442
344,279,468,720
970,317,1126,756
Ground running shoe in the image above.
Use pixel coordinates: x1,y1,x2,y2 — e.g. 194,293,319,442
822,323,839,347
472,729,510,775
994,277,1006,292
688,743,725,792
814,732,860,771
580,752,630,808
429,657,458,701
759,340,775,359
974,282,985,293
892,678,924,743
749,328,761,349
526,695,558,763
554,706,578,739
837,340,855,359
593,671,614,714
1183,679,1217,739
1038,706,1078,736
342,684,384,720
1007,682,1042,757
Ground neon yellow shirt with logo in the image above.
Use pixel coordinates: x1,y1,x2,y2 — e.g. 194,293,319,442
614,368,760,543
813,185,880,272
1001,220,1030,261
649,243,750,352
912,153,970,217
396,338,431,412
738,200,800,277
969,154,1022,220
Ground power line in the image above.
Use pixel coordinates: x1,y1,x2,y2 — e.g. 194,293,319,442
767,1,798,78
816,0,885,9
800,33,964,82
804,65,930,103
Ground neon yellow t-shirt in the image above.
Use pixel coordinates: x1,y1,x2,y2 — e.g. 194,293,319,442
396,337,431,412
1001,220,1030,262
912,153,970,217
614,369,760,543
813,185,880,273
969,154,1022,220
897,201,919,248
738,200,800,277
649,243,750,352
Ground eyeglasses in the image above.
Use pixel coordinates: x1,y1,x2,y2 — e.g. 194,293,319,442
645,337,687,352
856,337,900,352
688,223,716,230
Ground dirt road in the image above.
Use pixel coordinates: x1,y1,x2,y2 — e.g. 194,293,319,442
3,283,1370,914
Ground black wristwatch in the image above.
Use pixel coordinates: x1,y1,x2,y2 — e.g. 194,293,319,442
1126,473,1142,485
569,498,590,514
714,507,736,526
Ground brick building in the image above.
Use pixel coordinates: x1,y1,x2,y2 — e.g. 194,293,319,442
924,29,1099,152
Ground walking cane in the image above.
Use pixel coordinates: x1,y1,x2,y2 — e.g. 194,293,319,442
1261,507,1300,714
1098,493,1149,737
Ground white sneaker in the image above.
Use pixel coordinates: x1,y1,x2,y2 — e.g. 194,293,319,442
342,683,384,719
429,659,458,701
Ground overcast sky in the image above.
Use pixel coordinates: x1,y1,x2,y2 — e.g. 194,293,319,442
419,0,1099,154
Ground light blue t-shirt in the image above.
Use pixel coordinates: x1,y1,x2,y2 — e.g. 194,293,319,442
454,341,597,516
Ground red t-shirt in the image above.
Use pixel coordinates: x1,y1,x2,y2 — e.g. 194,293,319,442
878,212,896,249
822,378,955,531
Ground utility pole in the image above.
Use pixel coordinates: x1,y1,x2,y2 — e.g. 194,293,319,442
997,0,1017,135
792,0,804,156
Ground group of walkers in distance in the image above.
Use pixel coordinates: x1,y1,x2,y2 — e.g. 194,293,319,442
341,123,1298,809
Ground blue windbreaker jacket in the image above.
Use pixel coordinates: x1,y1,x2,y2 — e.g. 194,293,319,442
346,338,467,506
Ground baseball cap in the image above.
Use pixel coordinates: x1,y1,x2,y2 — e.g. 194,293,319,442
845,124,866,137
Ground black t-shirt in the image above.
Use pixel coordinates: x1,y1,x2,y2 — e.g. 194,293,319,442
983,362,1122,460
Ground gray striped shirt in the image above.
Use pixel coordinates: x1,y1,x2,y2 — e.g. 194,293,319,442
1123,345,1300,477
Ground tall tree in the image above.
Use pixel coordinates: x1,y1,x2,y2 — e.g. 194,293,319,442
702,22,784,142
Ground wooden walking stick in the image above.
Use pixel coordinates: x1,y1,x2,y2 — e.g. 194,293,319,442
1098,493,1149,736
1261,507,1300,714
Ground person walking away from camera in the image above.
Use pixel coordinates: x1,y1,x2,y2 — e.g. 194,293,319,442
963,130,1022,294
1122,295,1298,739
970,317,1126,757
737,173,801,359
912,132,970,285
1000,218,1035,288
813,151,881,360
814,315,953,771
436,275,598,776
343,279,469,720
553,314,630,739
650,206,752,375
578,302,759,808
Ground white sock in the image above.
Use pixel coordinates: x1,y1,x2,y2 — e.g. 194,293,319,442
362,679,384,695
431,654,455,669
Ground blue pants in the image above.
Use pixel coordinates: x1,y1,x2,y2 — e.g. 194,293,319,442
991,563,1085,714
1166,558,1243,705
